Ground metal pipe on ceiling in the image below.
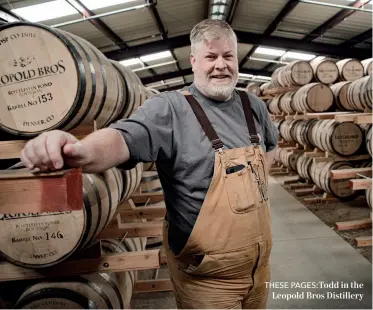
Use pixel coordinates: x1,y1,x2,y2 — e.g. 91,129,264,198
51,2,151,28
298,0,372,13
249,57,289,65
132,60,178,72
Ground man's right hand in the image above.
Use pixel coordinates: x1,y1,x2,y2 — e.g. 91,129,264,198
20,130,92,172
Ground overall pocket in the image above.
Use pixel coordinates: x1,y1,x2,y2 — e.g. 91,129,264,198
224,167,258,213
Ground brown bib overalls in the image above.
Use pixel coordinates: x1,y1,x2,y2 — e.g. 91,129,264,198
164,91,272,309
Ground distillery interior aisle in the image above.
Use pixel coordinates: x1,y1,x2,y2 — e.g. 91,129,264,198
267,176,372,309
130,176,372,309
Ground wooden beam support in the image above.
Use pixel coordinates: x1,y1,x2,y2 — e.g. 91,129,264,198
0,250,160,282
97,221,163,239
355,236,372,247
290,183,314,189
334,112,372,123
119,206,166,220
349,179,372,190
0,168,82,213
130,192,165,204
313,154,371,164
133,279,173,294
335,218,372,231
331,167,372,180
294,186,322,196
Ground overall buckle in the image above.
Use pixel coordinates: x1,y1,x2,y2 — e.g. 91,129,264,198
212,139,224,153
250,134,260,145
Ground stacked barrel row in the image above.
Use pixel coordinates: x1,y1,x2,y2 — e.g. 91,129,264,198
275,146,371,202
0,238,146,309
0,22,156,137
266,68,371,115
274,118,372,203
0,21,159,309
247,58,372,97
0,21,154,269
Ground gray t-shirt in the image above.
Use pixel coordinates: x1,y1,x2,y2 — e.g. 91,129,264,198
109,84,279,254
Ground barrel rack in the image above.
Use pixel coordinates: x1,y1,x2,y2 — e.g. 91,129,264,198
0,122,173,295
268,83,372,205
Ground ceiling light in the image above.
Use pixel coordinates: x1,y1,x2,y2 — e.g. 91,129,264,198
119,58,142,66
11,0,78,22
255,76,272,81
140,51,172,62
255,47,286,57
80,0,137,10
283,51,316,61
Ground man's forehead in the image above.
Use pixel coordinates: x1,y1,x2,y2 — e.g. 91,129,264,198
198,38,236,52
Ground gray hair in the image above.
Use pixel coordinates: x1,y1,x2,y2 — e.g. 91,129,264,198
190,19,238,54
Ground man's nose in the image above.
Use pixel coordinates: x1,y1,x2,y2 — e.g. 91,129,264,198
215,56,227,70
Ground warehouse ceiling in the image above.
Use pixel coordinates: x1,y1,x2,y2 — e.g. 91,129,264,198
0,0,371,91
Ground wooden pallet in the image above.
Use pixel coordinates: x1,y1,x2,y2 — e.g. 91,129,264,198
331,167,372,180
0,242,161,282
285,112,372,123
335,218,372,248
302,192,367,204
263,86,301,96
303,149,371,163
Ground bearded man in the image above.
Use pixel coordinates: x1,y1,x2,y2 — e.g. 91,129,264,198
21,19,279,309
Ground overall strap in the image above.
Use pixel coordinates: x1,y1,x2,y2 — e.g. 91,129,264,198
182,93,224,150
238,91,260,144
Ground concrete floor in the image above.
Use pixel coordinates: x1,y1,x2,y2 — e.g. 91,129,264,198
131,176,372,309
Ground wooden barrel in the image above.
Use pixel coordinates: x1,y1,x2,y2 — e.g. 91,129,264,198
366,188,372,209
309,58,339,84
278,149,292,168
111,61,143,119
140,171,162,193
278,61,313,87
347,76,372,111
15,238,143,309
361,58,372,76
120,163,143,202
268,95,283,115
0,168,122,268
289,152,302,172
260,82,271,93
270,67,285,87
279,119,300,143
293,119,318,148
246,83,261,96
278,91,296,114
296,154,313,180
366,125,372,157
336,58,364,82
310,161,358,200
330,82,354,111
310,120,363,156
292,83,334,112
0,22,125,137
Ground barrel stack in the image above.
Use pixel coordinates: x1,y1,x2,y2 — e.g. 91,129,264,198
0,21,154,309
262,56,372,204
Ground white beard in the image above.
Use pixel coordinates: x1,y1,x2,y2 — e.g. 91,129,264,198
197,75,238,100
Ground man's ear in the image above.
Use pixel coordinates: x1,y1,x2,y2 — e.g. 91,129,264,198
190,54,196,72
